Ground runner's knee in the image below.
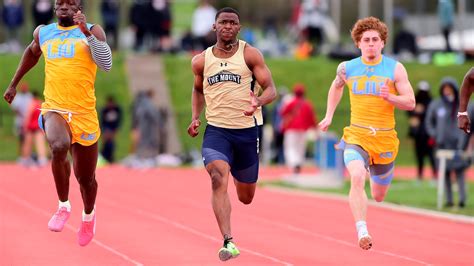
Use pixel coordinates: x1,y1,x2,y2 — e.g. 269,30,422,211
50,140,69,159
237,192,254,205
350,169,366,189
371,190,386,202
77,174,97,189
369,163,394,199
209,169,226,191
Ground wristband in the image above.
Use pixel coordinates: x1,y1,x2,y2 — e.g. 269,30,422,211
457,111,468,117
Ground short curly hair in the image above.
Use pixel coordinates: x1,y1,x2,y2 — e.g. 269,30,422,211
351,17,388,46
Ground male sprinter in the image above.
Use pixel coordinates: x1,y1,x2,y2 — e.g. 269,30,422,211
187,7,276,261
318,17,415,250
3,0,112,246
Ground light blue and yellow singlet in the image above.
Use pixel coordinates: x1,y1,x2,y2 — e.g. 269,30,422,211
38,23,100,146
342,55,399,164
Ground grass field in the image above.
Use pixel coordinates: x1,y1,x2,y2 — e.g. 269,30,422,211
263,179,474,216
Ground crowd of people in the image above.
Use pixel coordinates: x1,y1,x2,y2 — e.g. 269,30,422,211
9,82,47,167
0,0,463,60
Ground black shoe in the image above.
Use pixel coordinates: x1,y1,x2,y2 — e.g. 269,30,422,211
459,202,465,208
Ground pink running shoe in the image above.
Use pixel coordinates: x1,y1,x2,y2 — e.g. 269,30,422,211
48,207,71,232
78,214,96,246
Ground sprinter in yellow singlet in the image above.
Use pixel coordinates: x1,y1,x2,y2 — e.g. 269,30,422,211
187,7,277,261
3,0,112,247
319,17,415,250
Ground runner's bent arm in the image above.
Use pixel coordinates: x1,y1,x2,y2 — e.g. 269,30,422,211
244,45,276,106
87,25,112,72
458,68,474,133
459,68,474,113
191,53,206,121
385,63,415,111
74,11,112,72
188,53,206,137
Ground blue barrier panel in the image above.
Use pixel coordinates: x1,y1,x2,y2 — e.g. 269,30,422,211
314,132,344,173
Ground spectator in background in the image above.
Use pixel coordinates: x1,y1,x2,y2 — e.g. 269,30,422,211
136,89,161,158
258,17,287,57
407,81,436,183
271,87,290,164
425,77,473,208
130,0,148,52
280,83,317,174
288,0,302,38
297,0,328,55
149,0,172,53
123,90,162,168
2,0,24,53
180,29,194,52
32,0,53,27
101,0,120,50
438,0,454,52
10,82,32,162
157,107,168,154
393,29,417,60
128,91,143,154
393,8,418,61
100,95,122,163
191,0,216,51
22,91,47,167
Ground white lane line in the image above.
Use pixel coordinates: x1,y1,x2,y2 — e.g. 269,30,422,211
0,190,143,266
246,215,432,265
264,186,474,247
100,198,293,266
174,197,433,265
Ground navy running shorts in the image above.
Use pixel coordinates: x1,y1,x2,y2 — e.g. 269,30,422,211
202,124,260,183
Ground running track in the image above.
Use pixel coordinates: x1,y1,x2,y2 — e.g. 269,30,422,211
0,164,473,265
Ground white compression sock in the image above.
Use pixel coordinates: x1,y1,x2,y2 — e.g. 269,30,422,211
58,200,71,212
356,221,369,239
82,209,95,222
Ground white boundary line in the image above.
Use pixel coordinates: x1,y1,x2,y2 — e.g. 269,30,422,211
174,196,433,265
265,186,474,224
100,198,294,266
246,215,432,265
0,190,144,266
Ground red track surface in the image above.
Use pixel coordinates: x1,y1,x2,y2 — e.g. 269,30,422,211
1,164,473,265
